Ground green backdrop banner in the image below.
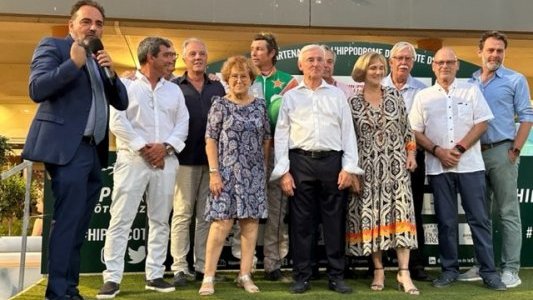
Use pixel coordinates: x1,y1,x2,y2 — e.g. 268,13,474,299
42,152,148,273
41,41,532,273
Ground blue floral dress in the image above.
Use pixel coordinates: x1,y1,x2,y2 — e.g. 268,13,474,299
204,96,271,221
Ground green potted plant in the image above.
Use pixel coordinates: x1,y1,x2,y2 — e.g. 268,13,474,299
0,135,38,235
0,135,11,167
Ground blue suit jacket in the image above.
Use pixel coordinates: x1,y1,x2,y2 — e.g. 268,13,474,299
22,35,128,167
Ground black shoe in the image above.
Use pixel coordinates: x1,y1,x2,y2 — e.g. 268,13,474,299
291,280,311,293
411,268,433,282
96,281,120,299
432,275,457,288
328,279,353,294
265,269,283,281
145,278,175,293
173,271,188,287
67,294,84,300
483,277,507,291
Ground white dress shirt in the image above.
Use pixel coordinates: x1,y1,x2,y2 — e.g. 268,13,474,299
110,71,189,152
409,80,493,175
271,80,363,180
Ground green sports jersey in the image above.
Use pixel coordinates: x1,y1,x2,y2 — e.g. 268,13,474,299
251,68,298,132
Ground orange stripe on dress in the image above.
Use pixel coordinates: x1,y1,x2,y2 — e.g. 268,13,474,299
346,221,417,244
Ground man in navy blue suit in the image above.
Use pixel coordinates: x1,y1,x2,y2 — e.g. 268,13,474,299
22,1,128,299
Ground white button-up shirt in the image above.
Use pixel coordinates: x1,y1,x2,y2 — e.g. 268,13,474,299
271,80,363,180
409,80,493,175
110,71,189,152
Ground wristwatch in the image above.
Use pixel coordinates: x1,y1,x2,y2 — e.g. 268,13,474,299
163,143,175,156
454,144,466,154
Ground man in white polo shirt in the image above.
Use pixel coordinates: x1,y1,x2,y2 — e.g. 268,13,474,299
409,47,505,291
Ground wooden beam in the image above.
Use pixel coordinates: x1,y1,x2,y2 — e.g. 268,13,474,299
417,38,442,52
51,25,68,37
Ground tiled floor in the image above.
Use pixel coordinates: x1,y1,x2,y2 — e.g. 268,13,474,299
0,237,43,300
0,261,42,300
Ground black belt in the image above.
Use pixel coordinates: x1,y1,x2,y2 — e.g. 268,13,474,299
81,135,96,146
289,148,340,159
480,139,513,151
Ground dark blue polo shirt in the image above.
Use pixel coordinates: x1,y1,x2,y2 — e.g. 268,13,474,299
172,72,225,165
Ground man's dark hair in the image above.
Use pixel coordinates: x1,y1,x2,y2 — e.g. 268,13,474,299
479,30,508,50
138,37,173,65
71,0,105,19
253,32,279,65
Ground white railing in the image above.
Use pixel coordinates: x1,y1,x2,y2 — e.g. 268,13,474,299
1,159,33,293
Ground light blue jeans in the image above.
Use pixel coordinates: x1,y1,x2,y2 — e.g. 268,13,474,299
482,141,521,273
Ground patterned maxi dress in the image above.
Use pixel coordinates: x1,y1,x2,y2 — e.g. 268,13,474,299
204,96,271,221
346,86,418,256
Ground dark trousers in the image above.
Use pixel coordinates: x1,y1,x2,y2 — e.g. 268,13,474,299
289,151,347,282
429,171,497,280
45,142,102,300
409,149,427,270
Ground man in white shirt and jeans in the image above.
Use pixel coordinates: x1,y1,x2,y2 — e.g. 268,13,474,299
272,44,362,294
97,37,189,299
409,47,505,291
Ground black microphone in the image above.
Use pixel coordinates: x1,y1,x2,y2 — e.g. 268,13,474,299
85,38,115,83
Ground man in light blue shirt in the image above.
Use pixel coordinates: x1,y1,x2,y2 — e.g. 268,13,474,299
382,41,431,282
382,42,427,113
461,30,533,288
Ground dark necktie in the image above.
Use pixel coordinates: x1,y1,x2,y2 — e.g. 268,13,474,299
86,57,107,144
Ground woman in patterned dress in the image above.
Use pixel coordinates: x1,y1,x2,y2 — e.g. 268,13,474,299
199,56,271,296
346,52,419,295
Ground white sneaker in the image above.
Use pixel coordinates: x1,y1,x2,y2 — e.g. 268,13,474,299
501,270,522,288
457,266,482,282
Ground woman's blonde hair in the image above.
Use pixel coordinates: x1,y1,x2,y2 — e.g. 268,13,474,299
351,51,388,82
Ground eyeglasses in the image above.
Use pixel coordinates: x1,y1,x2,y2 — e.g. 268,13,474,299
229,74,250,82
433,60,457,67
392,56,413,62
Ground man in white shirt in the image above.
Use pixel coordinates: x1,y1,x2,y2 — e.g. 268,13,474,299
409,47,505,291
272,44,362,294
97,37,189,299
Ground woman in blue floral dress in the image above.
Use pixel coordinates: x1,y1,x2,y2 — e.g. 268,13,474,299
199,56,271,296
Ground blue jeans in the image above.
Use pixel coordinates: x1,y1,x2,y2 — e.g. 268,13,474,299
482,141,521,272
429,171,498,280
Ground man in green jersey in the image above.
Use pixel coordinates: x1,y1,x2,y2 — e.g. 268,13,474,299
247,32,298,281
250,33,299,133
